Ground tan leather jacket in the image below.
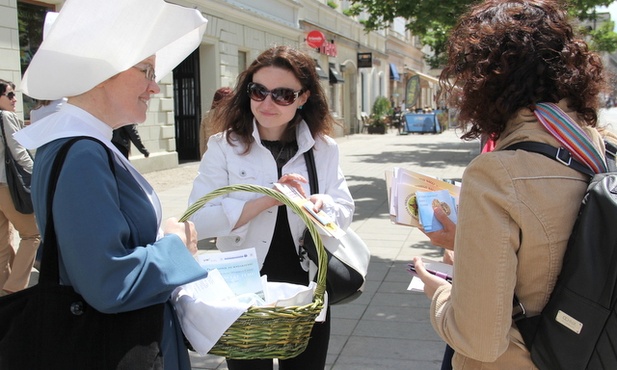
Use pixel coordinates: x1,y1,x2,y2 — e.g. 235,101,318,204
430,101,606,369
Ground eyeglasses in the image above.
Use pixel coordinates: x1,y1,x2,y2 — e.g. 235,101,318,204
247,82,304,106
132,64,156,82
1,92,15,100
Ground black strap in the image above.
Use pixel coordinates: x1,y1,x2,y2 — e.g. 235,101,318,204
39,137,115,284
303,148,319,194
504,141,595,177
604,139,617,171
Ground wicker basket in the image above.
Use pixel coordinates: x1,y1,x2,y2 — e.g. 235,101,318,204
179,184,327,360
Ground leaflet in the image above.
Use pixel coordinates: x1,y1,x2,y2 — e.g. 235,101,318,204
195,248,264,299
416,190,458,232
385,167,461,228
273,182,345,239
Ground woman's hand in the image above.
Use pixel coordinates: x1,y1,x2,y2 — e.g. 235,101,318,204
233,174,308,229
421,207,456,250
163,218,198,255
412,256,450,299
307,194,325,213
277,173,308,198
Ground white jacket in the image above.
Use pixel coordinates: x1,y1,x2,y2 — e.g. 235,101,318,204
189,120,354,269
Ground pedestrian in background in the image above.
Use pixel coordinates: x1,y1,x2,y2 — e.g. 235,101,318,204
189,45,354,370
112,124,150,159
0,79,40,296
15,0,208,367
413,0,610,368
199,86,232,157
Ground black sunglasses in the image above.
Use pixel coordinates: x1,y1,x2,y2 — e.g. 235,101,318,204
247,82,304,106
2,92,15,100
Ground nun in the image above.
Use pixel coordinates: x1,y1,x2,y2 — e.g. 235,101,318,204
14,0,209,368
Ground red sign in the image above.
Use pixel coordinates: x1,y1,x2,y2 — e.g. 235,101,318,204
306,30,326,48
319,41,337,57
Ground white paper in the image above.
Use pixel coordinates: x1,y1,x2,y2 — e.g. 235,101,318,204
407,276,426,292
196,248,264,299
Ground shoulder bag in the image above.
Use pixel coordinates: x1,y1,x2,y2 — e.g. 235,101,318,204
300,149,370,305
0,113,34,214
0,137,164,369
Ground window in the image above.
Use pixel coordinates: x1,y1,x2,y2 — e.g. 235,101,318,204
238,51,247,72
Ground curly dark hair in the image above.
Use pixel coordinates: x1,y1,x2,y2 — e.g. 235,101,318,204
439,0,606,141
212,46,335,152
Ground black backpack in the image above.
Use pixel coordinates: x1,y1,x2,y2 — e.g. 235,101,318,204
505,140,617,370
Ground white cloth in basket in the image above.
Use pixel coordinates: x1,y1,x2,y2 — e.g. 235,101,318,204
172,276,319,355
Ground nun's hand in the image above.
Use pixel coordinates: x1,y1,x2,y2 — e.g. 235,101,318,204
163,218,198,255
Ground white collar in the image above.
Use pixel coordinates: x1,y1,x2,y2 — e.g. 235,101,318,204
14,103,163,230
15,103,112,150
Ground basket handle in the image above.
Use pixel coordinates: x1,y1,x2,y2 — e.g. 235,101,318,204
179,184,327,300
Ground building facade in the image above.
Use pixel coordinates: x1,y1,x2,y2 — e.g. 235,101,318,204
1,0,434,172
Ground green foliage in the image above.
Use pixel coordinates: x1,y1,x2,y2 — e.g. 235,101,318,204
348,0,617,68
327,1,338,9
371,96,392,126
343,4,362,17
590,20,617,52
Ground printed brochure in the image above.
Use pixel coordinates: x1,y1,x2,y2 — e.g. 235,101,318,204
385,167,461,229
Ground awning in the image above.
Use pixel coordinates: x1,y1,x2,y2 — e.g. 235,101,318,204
407,68,439,84
329,63,344,83
315,61,329,80
390,63,401,81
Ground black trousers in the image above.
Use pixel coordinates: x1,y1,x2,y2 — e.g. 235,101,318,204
441,344,455,370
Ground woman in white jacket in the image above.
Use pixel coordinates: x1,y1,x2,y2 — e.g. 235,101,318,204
189,46,354,370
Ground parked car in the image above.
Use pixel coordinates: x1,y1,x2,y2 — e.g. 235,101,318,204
403,112,442,134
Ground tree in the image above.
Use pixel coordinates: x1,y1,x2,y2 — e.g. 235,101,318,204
588,20,617,52
348,0,617,69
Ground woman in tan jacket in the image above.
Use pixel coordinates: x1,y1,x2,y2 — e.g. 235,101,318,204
413,0,610,368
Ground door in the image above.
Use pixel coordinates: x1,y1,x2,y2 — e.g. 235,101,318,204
173,49,201,162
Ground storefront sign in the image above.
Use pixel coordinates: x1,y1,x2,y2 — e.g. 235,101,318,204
306,30,326,48
319,40,337,57
358,52,372,68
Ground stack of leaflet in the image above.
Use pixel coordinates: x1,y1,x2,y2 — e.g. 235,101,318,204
385,167,461,232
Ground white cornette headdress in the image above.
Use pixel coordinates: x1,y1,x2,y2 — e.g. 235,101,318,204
21,0,208,100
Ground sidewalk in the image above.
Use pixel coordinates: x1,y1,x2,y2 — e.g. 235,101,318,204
142,128,479,370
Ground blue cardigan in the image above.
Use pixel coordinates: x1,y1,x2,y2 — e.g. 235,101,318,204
32,138,207,369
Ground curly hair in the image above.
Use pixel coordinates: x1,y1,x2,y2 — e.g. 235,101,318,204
212,46,335,152
439,0,606,140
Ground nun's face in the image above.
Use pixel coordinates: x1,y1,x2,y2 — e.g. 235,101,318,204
102,56,160,127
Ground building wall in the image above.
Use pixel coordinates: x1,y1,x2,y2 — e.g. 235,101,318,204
0,0,23,116
3,0,431,173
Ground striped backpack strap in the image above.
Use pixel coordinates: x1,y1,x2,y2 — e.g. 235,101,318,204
533,102,607,174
